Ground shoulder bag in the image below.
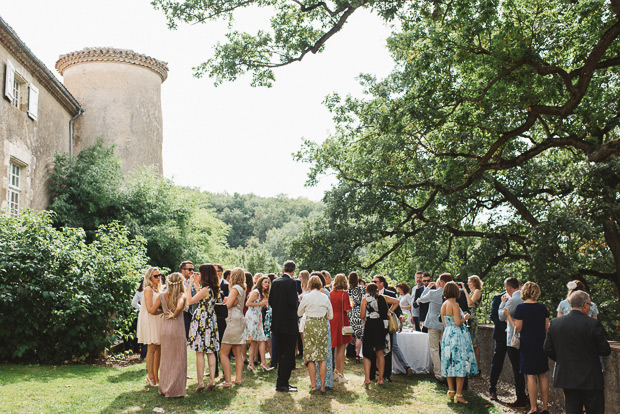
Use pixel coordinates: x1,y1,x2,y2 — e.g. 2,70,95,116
341,291,354,336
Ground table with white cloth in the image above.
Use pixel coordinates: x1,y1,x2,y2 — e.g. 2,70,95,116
391,330,433,374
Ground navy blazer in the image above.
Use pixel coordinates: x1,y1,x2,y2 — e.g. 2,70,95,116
268,273,299,335
384,288,402,317
544,310,611,390
490,292,507,342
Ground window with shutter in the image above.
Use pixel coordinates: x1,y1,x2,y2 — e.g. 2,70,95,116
4,59,15,101
8,162,21,217
28,84,39,120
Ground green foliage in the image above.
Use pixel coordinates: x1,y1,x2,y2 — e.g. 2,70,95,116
49,141,230,270
0,211,148,362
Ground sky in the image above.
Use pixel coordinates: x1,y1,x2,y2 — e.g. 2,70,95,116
1,0,394,201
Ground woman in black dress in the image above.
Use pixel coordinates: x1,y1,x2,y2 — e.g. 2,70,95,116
360,282,399,385
505,281,550,414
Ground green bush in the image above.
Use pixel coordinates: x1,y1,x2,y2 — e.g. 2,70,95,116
0,211,148,362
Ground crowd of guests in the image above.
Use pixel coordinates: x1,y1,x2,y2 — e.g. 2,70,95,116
132,261,612,413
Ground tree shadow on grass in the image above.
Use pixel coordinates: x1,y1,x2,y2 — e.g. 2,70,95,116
106,368,145,383
100,384,239,414
0,364,106,385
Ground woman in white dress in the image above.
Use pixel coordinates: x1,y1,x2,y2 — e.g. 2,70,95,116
137,267,163,386
245,275,272,372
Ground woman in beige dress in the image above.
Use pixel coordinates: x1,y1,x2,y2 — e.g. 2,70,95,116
219,267,247,387
137,267,163,386
152,273,187,397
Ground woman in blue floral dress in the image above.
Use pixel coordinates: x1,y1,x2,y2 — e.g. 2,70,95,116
187,264,220,391
440,282,478,404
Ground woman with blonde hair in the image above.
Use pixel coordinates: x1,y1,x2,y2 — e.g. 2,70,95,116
219,267,247,387
505,281,550,414
137,267,163,386
187,264,220,391
152,273,187,397
299,270,310,297
245,275,273,372
460,275,483,366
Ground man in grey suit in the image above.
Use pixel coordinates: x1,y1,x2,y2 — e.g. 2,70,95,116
544,291,611,414
498,277,527,409
418,272,452,382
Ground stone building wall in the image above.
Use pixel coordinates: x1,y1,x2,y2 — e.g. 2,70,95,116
0,29,79,213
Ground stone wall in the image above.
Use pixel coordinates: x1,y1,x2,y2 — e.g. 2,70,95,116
0,43,74,212
477,324,620,413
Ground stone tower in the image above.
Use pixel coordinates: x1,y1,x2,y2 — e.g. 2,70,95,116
55,47,168,175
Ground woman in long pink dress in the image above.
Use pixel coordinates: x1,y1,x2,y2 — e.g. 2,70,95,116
152,272,187,397
329,274,352,384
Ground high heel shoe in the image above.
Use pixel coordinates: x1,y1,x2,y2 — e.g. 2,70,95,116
247,365,257,373
146,377,157,387
447,390,455,399
260,363,274,371
454,394,468,404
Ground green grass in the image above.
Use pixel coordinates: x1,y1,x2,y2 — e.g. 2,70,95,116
0,353,504,413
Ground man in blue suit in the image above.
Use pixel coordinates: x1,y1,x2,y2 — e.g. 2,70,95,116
269,260,299,392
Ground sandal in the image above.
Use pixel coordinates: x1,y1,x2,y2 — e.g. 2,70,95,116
309,387,318,393
206,382,216,391
232,380,243,385
247,365,257,373
195,384,205,392
217,382,232,388
447,390,456,399
454,394,468,404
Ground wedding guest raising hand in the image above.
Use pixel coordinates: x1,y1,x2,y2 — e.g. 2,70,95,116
137,267,163,387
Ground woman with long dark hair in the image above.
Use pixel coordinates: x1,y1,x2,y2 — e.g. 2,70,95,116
187,264,220,391
360,282,399,385
245,275,273,372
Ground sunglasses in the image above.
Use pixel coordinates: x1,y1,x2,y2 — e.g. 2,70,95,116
423,280,431,283
153,274,161,278
185,267,194,272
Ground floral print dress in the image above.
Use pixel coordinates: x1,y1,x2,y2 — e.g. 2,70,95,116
245,289,267,341
188,287,219,353
441,311,478,377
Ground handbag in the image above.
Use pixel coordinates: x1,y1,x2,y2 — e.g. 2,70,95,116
388,310,399,334
340,291,354,336
510,330,520,349
214,291,228,319
215,303,228,319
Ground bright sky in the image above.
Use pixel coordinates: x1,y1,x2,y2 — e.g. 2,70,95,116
1,0,394,201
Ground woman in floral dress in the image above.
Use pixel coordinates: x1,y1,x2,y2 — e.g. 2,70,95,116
440,282,478,403
187,264,220,391
245,275,273,372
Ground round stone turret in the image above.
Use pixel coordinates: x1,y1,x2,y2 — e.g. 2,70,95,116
56,47,169,175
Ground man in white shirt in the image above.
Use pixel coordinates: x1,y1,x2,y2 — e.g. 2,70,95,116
418,273,452,382
498,277,527,409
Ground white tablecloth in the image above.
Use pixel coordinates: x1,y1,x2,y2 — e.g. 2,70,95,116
392,330,433,374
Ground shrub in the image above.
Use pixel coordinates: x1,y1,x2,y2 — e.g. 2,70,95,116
0,211,148,362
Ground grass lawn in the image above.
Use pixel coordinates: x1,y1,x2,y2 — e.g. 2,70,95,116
0,352,507,414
